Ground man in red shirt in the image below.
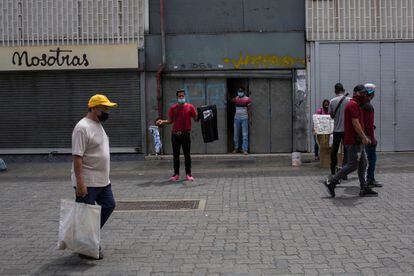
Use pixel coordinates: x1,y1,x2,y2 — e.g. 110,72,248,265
156,89,198,182
363,83,382,188
324,85,378,197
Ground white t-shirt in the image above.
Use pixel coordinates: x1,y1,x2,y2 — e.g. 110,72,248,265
71,117,110,187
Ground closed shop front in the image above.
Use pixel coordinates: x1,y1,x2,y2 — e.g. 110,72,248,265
0,45,142,153
146,0,306,154
310,42,414,151
161,74,293,154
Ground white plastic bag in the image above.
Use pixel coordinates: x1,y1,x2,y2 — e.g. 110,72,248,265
57,199,101,259
292,152,302,167
148,125,162,154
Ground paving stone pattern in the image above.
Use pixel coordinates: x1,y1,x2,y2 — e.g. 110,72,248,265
1,154,414,275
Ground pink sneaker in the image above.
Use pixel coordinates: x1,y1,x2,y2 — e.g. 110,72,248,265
185,175,194,181
169,175,179,182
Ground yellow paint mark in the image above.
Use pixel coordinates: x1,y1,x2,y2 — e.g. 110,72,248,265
223,52,305,69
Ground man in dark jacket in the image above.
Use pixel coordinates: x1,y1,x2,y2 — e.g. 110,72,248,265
363,83,382,188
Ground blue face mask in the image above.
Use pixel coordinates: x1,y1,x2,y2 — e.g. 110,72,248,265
238,92,245,97
177,98,186,104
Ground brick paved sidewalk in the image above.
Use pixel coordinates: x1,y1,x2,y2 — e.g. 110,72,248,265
1,153,414,275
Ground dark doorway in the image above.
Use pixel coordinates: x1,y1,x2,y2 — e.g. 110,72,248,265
226,78,249,152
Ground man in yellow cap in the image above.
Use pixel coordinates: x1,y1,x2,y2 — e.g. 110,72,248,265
71,94,118,260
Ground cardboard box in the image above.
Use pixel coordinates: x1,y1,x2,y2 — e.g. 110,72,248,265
316,134,344,168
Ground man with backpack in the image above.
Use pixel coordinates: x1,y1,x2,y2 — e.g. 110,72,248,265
328,83,351,176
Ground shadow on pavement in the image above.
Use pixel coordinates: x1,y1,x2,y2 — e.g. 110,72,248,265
135,180,170,187
332,186,363,206
34,255,97,275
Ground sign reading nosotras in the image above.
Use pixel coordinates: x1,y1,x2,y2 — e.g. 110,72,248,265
0,44,138,71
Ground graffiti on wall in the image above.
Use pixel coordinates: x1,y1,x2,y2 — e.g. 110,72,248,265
223,52,305,69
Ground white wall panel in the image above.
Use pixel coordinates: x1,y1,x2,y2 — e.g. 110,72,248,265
379,43,397,151
395,43,414,150
312,41,414,151
307,0,414,41
0,0,145,47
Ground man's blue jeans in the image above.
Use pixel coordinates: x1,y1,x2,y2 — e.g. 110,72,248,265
365,144,377,181
75,184,116,228
234,118,249,151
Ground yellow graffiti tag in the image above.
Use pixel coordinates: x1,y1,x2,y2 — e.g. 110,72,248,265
223,53,305,69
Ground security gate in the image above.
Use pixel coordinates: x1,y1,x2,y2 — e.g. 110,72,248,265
0,70,142,152
311,42,414,151
161,77,293,154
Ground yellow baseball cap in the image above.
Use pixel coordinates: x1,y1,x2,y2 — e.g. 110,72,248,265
88,94,118,108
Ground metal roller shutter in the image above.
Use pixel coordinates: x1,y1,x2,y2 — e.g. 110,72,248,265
0,70,142,152
313,41,414,151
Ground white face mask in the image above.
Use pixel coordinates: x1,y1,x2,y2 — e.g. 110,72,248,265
238,91,245,97
177,98,186,104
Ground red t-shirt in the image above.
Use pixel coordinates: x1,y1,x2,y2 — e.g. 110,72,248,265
344,99,365,145
363,102,377,145
168,103,197,133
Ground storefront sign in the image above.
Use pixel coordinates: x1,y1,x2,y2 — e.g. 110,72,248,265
0,44,138,71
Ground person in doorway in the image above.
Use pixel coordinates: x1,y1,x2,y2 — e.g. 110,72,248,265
156,89,198,182
363,83,382,188
313,99,330,160
324,85,378,197
328,83,351,176
72,94,118,260
232,86,252,155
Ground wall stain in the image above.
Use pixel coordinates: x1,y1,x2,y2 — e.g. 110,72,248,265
223,52,305,69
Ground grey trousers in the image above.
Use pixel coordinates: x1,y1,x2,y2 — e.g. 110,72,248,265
331,144,367,189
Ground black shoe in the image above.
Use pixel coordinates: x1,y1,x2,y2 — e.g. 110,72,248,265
359,187,378,197
324,179,336,198
367,180,382,188
341,175,348,181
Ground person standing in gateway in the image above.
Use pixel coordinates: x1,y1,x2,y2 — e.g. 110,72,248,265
71,94,118,260
232,86,252,155
156,89,198,182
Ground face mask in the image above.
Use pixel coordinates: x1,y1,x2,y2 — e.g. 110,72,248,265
353,94,366,104
98,111,109,122
238,92,245,97
177,98,186,104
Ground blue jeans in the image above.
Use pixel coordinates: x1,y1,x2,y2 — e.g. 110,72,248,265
331,144,367,189
234,118,249,151
365,144,377,181
75,184,116,228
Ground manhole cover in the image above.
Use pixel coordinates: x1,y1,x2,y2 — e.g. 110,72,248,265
115,199,206,211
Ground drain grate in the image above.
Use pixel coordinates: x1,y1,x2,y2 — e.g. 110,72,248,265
115,199,205,211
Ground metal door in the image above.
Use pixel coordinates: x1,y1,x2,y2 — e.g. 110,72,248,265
249,78,293,153
162,78,227,154
313,42,414,151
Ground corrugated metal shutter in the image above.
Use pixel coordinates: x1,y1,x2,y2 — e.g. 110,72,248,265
379,43,396,151
0,70,141,152
312,41,414,151
395,43,414,151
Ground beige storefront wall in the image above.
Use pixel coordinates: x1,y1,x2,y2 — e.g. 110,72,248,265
0,44,138,71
